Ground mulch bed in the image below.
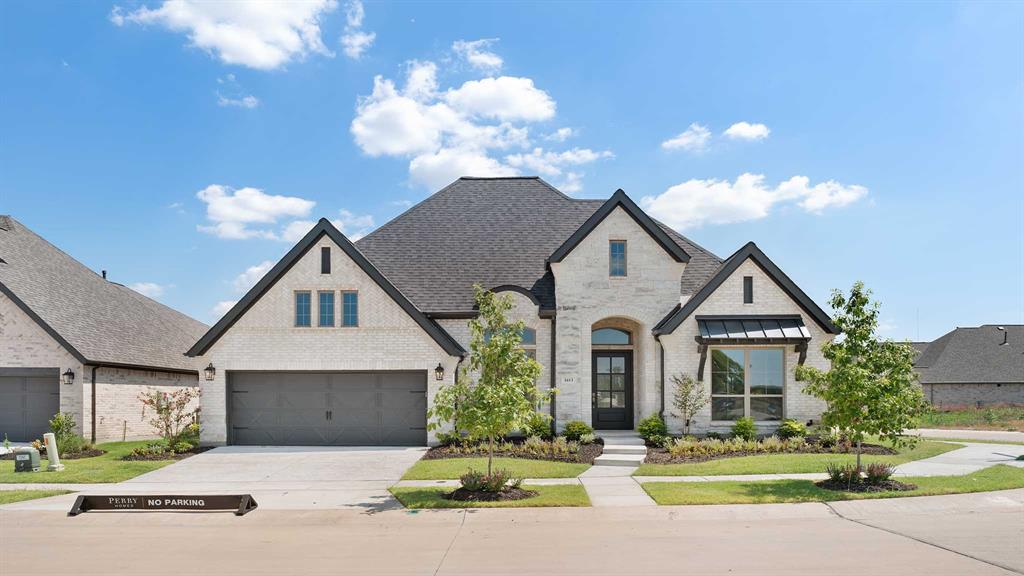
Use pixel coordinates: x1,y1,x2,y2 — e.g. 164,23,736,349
0,448,106,461
121,446,212,462
445,486,538,502
816,479,917,493
644,442,896,465
423,440,603,465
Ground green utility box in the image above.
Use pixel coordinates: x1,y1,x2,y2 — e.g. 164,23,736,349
14,448,41,472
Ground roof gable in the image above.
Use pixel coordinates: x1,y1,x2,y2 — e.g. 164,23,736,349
186,218,465,357
654,242,840,335
915,325,1023,384
548,189,690,264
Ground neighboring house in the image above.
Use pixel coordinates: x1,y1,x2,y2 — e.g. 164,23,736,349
0,216,207,443
913,325,1023,408
188,177,841,447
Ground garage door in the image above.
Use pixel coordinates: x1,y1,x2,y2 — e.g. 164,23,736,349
229,371,427,446
0,369,60,442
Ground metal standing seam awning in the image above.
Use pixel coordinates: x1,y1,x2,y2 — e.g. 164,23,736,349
693,315,813,381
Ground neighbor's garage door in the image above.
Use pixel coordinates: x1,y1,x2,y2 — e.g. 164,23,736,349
228,372,427,446
0,369,60,442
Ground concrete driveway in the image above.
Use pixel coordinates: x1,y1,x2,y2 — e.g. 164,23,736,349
5,445,427,512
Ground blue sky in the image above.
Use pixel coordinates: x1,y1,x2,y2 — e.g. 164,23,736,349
1,1,1021,340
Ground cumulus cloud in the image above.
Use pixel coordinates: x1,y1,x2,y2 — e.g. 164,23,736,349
661,123,711,152
452,39,503,73
724,121,770,141
544,127,576,142
340,0,375,59
280,209,375,242
110,0,337,70
640,173,868,229
128,282,168,298
196,184,315,239
350,51,609,192
211,300,237,317
232,260,274,292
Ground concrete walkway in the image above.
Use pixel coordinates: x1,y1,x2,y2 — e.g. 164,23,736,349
579,432,656,506
911,428,1024,443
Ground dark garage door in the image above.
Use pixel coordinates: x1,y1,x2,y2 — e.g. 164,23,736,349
229,371,427,446
0,369,60,442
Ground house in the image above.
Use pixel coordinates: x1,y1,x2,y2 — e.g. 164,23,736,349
913,325,1023,408
0,216,207,443
188,177,840,447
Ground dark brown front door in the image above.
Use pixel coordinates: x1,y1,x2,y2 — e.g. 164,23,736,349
591,351,633,430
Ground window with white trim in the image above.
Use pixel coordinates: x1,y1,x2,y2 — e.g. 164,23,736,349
710,348,784,421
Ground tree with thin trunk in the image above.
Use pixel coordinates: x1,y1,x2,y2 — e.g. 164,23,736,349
670,374,707,436
428,285,546,477
795,281,925,473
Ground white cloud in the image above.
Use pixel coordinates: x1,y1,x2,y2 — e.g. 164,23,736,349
128,282,168,298
340,0,374,59
350,52,605,192
216,73,259,108
452,39,503,73
661,123,711,152
232,260,274,292
545,127,576,142
196,184,315,239
724,121,770,141
211,300,237,317
217,93,259,108
640,173,868,230
280,209,375,242
111,0,338,71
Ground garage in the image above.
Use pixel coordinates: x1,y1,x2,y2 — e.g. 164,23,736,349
228,371,427,446
0,369,60,442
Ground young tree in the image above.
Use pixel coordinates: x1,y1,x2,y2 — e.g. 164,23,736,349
139,387,202,447
428,285,546,477
670,374,708,436
795,281,925,472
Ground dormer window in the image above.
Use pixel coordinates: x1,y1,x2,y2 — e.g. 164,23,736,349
609,240,627,277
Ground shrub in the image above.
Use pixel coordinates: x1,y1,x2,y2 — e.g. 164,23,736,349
731,417,757,441
459,468,519,493
180,422,201,446
49,412,88,454
646,434,667,448
170,441,194,454
522,411,553,440
139,387,201,447
776,419,807,440
130,442,168,458
825,462,861,485
435,431,467,446
562,420,593,442
864,462,895,484
705,431,723,440
578,433,597,445
637,414,668,443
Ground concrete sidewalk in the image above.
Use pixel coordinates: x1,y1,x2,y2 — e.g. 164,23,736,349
911,428,1024,443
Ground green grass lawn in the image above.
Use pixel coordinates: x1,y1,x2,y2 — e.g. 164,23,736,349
641,465,1024,505
0,490,71,505
0,441,182,484
635,439,959,477
401,457,589,480
919,406,1024,431
390,484,590,508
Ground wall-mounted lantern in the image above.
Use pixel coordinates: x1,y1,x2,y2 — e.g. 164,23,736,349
434,363,445,381
203,363,216,381
61,368,75,385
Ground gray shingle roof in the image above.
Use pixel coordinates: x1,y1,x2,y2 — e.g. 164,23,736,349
355,177,722,313
0,216,207,372
914,325,1024,384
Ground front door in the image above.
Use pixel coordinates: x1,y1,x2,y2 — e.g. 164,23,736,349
591,351,633,430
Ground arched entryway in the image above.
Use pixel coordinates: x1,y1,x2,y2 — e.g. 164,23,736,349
591,319,639,430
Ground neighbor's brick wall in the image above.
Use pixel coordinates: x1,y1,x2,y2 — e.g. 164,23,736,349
197,235,460,446
550,206,686,430
660,258,835,435
0,292,85,428
922,383,1024,408
86,367,199,443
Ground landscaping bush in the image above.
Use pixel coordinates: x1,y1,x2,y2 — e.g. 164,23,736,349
731,417,757,441
139,387,202,447
522,411,553,440
665,435,806,458
637,414,668,443
704,431,723,440
49,412,90,454
776,419,807,440
578,433,597,445
863,462,896,484
459,469,521,493
170,441,194,454
435,431,468,446
825,462,861,485
439,436,581,460
562,420,593,442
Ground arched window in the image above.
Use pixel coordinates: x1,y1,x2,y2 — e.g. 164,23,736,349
592,327,631,345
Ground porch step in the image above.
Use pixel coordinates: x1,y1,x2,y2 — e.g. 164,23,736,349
598,432,646,446
601,445,647,455
593,453,647,467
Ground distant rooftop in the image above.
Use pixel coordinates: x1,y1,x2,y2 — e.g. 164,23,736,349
915,325,1024,384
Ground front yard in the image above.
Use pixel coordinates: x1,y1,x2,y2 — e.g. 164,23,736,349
0,441,186,484
641,465,1024,505
919,405,1024,431
390,484,590,508
635,439,959,476
401,457,589,480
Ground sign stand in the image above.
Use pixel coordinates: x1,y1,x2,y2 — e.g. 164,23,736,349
68,494,258,517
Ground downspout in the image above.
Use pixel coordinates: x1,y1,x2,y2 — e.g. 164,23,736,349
452,355,465,434
655,334,665,420
90,365,99,444
549,315,557,436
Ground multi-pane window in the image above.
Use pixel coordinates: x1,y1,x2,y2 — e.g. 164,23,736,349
609,240,627,277
294,291,312,327
318,291,335,327
594,355,627,408
342,291,359,327
710,348,784,421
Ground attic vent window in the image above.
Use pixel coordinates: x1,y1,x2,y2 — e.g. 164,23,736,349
743,276,753,304
321,247,331,274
